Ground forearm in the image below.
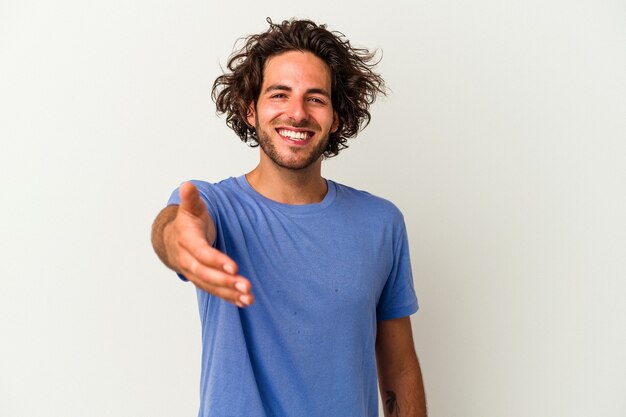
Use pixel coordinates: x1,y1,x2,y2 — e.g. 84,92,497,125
378,358,427,417
150,205,179,270
376,317,427,417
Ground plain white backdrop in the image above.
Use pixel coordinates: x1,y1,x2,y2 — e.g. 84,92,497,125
1,0,625,416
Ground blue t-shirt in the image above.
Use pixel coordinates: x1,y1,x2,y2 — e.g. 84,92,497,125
168,176,418,417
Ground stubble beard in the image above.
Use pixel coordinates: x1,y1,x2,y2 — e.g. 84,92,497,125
255,119,329,171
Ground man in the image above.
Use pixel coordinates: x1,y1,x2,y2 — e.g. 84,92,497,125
151,18,427,417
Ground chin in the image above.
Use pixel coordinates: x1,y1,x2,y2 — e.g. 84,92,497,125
272,156,320,171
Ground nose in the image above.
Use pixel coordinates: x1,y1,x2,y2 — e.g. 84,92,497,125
286,98,308,123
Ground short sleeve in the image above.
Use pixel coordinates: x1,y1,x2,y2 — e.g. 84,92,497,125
376,222,419,321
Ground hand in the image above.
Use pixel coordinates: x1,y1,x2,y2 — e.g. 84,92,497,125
163,182,254,307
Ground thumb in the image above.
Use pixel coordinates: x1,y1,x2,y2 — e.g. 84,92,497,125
179,182,207,218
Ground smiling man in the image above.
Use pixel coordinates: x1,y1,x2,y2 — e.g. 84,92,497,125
151,18,427,417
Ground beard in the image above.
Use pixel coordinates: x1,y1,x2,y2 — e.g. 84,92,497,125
255,117,329,171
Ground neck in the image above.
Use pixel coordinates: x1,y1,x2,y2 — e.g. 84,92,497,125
246,155,327,205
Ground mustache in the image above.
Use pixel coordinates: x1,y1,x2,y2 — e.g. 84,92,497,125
272,119,320,131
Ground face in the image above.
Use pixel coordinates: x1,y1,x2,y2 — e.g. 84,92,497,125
247,50,339,171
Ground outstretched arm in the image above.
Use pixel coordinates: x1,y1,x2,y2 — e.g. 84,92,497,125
151,182,254,307
376,316,427,417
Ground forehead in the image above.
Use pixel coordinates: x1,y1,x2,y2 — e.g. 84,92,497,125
262,50,332,91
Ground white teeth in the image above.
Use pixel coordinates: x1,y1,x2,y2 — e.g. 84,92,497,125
278,129,310,140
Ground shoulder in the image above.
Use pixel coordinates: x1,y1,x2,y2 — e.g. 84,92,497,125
332,181,405,221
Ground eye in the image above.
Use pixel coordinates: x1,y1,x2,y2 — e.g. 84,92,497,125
270,93,287,99
308,97,326,104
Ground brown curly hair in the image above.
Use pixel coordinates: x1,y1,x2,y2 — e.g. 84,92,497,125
211,18,386,158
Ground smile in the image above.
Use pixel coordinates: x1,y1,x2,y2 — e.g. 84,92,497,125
276,128,314,142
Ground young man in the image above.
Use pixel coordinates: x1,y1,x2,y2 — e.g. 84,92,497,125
152,18,427,417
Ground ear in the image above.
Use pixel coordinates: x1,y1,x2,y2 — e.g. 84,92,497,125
330,111,339,134
246,103,256,127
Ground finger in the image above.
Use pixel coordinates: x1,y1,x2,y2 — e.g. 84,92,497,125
194,282,254,307
179,182,207,218
179,249,252,294
183,259,255,306
233,279,252,294
188,259,235,286
209,284,255,306
195,266,252,296
181,237,239,276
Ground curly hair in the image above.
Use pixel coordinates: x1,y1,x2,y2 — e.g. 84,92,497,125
211,18,386,158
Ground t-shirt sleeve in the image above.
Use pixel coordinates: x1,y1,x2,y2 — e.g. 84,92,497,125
166,180,220,282
376,220,419,321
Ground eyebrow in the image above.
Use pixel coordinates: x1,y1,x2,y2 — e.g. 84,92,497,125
264,84,331,98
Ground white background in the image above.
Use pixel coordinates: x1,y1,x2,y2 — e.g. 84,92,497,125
1,1,625,416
